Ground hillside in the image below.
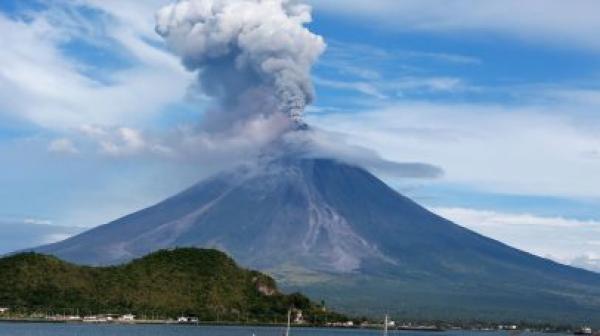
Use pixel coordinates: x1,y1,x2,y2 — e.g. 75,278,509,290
32,157,600,326
0,248,341,322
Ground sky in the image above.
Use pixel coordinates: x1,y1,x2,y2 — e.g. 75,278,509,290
0,0,599,272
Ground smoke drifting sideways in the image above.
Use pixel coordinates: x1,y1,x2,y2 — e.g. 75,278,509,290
156,0,325,134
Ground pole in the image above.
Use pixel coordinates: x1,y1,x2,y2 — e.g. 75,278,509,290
286,308,291,336
384,314,388,336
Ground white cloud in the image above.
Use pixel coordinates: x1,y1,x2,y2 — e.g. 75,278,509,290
432,207,600,273
400,50,481,65
315,40,477,99
392,77,468,94
68,114,291,162
0,2,191,130
543,88,600,109
76,125,173,157
315,77,387,99
323,40,481,66
308,101,600,198
99,127,146,156
310,0,600,51
315,76,469,100
42,233,76,245
76,0,171,40
23,218,54,226
48,138,79,154
570,254,600,274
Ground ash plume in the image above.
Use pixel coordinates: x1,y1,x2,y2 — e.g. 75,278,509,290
154,0,442,180
155,0,326,131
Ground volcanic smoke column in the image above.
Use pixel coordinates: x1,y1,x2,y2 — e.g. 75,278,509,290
156,0,326,128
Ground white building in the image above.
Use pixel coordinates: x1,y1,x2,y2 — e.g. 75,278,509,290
119,314,135,321
178,316,199,323
293,310,304,324
0,308,8,314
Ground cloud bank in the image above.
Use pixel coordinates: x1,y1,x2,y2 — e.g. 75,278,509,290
309,101,600,198
433,207,600,273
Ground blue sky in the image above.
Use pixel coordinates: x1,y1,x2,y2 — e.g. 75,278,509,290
0,0,599,272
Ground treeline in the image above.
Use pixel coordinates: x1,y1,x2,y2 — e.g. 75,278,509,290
0,248,347,323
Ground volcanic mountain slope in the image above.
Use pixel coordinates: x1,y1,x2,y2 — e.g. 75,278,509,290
34,158,600,325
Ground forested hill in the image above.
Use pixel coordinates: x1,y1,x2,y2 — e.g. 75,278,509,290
0,248,341,322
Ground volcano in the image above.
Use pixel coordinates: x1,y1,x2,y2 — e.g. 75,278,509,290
34,157,600,324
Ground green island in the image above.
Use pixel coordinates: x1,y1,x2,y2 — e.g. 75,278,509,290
0,248,347,324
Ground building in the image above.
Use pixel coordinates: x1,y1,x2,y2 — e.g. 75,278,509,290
0,308,8,314
178,316,199,323
293,310,304,324
119,314,136,321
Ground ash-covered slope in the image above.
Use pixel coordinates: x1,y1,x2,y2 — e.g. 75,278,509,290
36,158,394,270
34,158,600,324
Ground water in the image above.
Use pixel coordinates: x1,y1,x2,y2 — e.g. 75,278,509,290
0,324,567,336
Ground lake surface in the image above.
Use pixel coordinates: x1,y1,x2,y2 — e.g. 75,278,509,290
0,323,567,336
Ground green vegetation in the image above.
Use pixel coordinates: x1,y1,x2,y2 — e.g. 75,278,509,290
0,248,346,323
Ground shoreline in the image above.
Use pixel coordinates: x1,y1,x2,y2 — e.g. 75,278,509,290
0,319,450,332
0,319,346,328
0,317,584,333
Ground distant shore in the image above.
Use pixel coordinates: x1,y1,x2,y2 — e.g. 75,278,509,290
0,318,291,326
0,317,450,332
0,318,348,328
0,317,582,334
